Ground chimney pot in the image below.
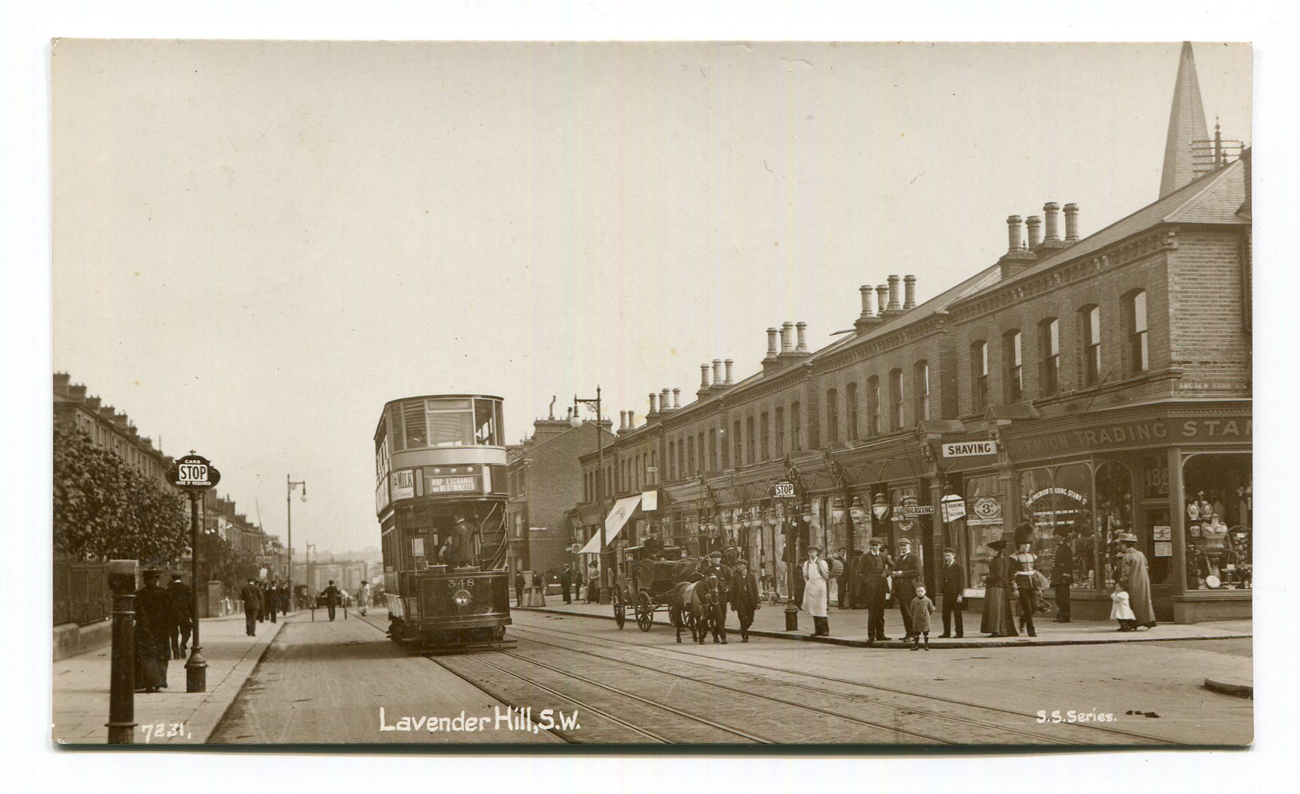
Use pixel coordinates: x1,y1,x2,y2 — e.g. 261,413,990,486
712,359,724,384
648,393,658,415
661,388,671,412
876,285,889,317
672,388,681,409
795,322,809,353
700,363,712,388
1006,215,1023,253
780,324,794,354
1063,203,1079,242
1026,215,1042,248
903,275,917,310
859,285,876,317
724,359,734,385
619,410,627,430
766,327,779,358
627,411,635,427
887,275,901,312
1043,202,1061,242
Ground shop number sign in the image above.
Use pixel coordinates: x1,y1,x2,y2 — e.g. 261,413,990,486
968,497,1003,526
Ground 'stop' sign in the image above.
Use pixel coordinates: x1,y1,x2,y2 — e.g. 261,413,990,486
942,440,998,458
773,480,796,499
167,453,221,492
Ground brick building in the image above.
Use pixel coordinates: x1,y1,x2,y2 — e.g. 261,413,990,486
572,43,1250,623
506,406,614,577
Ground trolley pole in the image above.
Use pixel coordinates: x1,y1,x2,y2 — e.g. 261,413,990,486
287,475,307,610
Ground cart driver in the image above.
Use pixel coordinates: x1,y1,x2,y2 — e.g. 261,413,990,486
642,529,665,560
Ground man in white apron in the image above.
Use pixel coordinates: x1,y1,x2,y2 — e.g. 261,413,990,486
801,546,831,637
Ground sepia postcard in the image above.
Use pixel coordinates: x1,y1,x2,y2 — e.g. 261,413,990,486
49,39,1253,749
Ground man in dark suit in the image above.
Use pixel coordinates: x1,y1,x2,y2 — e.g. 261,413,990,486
322,579,342,621
263,580,278,623
892,538,922,640
857,538,891,643
166,573,192,659
730,558,760,642
560,565,573,603
642,529,665,560
938,548,967,638
239,578,263,637
1051,527,1074,623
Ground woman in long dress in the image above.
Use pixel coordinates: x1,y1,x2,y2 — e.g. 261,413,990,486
980,540,1019,637
1117,533,1157,629
801,546,831,637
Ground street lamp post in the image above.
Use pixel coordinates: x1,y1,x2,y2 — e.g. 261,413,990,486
572,389,610,604
287,475,306,609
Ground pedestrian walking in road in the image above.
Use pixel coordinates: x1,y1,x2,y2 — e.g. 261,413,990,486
357,580,372,616
857,537,891,643
1116,533,1157,630
801,546,831,637
166,572,192,659
980,540,1018,637
560,565,573,604
938,548,966,638
892,538,922,640
1010,538,1041,637
909,585,936,651
134,569,172,692
240,578,263,637
1051,527,1074,623
730,559,760,642
322,580,342,621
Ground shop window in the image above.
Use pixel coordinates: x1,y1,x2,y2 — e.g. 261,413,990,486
1003,330,1023,403
1039,317,1060,396
971,340,989,411
1125,289,1150,375
846,382,859,440
963,474,1006,589
1182,454,1252,591
1093,461,1134,590
1081,305,1102,385
1019,462,1113,590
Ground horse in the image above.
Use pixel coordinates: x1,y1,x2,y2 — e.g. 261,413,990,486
669,574,719,644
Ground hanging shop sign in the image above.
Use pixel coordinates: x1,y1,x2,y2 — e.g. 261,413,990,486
940,493,967,523
642,490,658,511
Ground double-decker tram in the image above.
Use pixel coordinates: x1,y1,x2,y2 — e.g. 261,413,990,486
374,394,513,651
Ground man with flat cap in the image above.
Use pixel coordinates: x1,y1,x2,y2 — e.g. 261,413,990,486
938,548,967,638
856,537,891,643
240,577,263,636
1051,527,1074,623
704,550,731,643
730,558,760,642
892,538,922,641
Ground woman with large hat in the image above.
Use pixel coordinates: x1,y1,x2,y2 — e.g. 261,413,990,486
980,540,1018,637
1115,532,1157,630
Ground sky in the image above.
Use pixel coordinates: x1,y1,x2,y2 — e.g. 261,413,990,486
50,41,1252,554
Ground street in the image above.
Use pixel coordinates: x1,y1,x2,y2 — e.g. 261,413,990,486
206,608,1252,746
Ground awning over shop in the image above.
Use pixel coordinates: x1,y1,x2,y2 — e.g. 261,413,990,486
577,494,642,555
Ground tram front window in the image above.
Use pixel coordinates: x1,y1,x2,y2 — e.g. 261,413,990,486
417,398,501,447
474,399,499,445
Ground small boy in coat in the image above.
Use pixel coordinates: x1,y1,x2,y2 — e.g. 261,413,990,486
909,585,936,651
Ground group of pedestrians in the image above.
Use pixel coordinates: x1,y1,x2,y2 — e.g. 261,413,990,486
238,578,293,636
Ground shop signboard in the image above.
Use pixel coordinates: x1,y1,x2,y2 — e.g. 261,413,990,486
968,497,1003,526
642,490,658,511
941,440,998,458
1005,415,1252,460
940,493,966,523
391,469,416,500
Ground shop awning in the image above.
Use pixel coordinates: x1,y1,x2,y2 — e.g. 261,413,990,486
577,494,642,555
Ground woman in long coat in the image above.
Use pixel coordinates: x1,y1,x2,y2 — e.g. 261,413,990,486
980,540,1019,637
801,546,831,637
133,570,172,692
1117,534,1157,629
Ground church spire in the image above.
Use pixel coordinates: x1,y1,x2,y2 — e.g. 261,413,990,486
1159,42,1210,198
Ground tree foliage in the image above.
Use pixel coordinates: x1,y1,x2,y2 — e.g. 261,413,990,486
53,425,190,563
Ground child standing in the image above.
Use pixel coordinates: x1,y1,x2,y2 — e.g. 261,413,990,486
910,585,936,650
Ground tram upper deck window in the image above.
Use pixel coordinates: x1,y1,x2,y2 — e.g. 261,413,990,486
402,397,502,449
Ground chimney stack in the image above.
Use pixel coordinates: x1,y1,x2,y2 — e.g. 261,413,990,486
1026,215,1042,248
619,410,627,431
886,275,902,314
699,363,712,397
794,322,809,353
661,388,672,412
627,411,635,427
876,285,889,318
721,359,732,385
648,392,658,416
1064,203,1079,242
765,327,779,359
712,359,724,386
780,323,794,354
1006,215,1023,253
672,388,681,409
903,275,917,310
854,285,882,333
1043,202,1061,243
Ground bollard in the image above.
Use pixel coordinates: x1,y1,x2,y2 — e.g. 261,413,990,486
105,560,138,744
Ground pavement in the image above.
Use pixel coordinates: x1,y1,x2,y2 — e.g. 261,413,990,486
52,610,291,746
519,597,1253,650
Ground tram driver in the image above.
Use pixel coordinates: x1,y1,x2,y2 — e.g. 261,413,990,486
443,513,479,568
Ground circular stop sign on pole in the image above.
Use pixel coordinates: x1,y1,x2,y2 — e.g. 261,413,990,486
167,453,221,492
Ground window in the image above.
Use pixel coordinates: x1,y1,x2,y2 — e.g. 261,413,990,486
971,341,989,411
913,362,930,422
1126,290,1149,374
709,428,718,471
826,389,839,444
889,369,904,430
733,420,742,465
687,436,696,477
1004,330,1023,403
1039,318,1060,396
866,376,880,436
791,402,803,450
746,416,756,464
760,411,771,460
698,431,706,473
846,383,859,440
775,407,785,456
1081,305,1101,385
668,440,675,481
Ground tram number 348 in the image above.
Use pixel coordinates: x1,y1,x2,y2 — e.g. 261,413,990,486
447,579,476,589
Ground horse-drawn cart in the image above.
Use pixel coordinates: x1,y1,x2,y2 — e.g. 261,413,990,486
613,544,687,632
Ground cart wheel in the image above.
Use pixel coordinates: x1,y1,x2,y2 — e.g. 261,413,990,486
636,591,654,632
614,600,626,629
